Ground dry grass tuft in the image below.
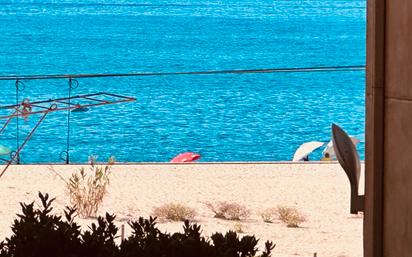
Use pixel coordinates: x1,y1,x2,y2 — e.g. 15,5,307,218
233,222,246,233
205,201,250,220
260,207,278,223
152,203,197,221
276,206,306,228
66,156,114,218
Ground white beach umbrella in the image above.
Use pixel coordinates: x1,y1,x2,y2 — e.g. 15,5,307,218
292,141,325,161
322,136,360,160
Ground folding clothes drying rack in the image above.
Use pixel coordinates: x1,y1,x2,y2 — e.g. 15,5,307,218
0,92,135,178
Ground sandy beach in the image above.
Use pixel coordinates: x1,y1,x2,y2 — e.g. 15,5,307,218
0,163,363,257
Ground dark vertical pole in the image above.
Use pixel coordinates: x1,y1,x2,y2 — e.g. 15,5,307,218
64,78,78,164
65,78,72,164
15,80,20,164
121,224,125,242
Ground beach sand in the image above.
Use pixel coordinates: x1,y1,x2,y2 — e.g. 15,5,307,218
0,163,363,257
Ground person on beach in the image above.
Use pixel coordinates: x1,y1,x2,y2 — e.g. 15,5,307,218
321,153,331,161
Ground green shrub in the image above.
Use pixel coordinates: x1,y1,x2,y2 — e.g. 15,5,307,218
0,193,83,257
152,203,197,221
0,193,275,257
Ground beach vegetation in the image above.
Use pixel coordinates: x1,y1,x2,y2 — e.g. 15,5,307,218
152,203,197,222
233,222,246,233
66,156,114,218
276,206,306,228
0,192,275,257
205,201,250,220
260,207,278,223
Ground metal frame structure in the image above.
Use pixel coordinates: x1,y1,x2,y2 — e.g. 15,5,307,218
0,66,364,176
0,92,135,119
0,92,135,178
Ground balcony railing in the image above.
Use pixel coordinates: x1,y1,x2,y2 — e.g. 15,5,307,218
0,65,365,165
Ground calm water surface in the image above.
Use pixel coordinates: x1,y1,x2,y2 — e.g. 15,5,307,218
0,0,366,163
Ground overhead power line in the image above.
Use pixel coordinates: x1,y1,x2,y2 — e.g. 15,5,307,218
0,65,365,81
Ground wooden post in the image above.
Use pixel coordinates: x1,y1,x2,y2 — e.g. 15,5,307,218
365,0,385,256
121,224,125,242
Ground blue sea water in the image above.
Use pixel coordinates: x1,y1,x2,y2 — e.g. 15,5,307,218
0,0,366,163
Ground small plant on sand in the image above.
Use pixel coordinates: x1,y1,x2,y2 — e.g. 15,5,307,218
260,207,278,223
205,201,250,220
67,156,115,218
233,222,246,233
276,206,306,228
152,203,197,221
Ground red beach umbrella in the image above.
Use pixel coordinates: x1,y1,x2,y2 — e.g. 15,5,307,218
171,152,201,163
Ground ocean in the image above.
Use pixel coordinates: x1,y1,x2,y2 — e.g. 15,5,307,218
0,0,366,163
